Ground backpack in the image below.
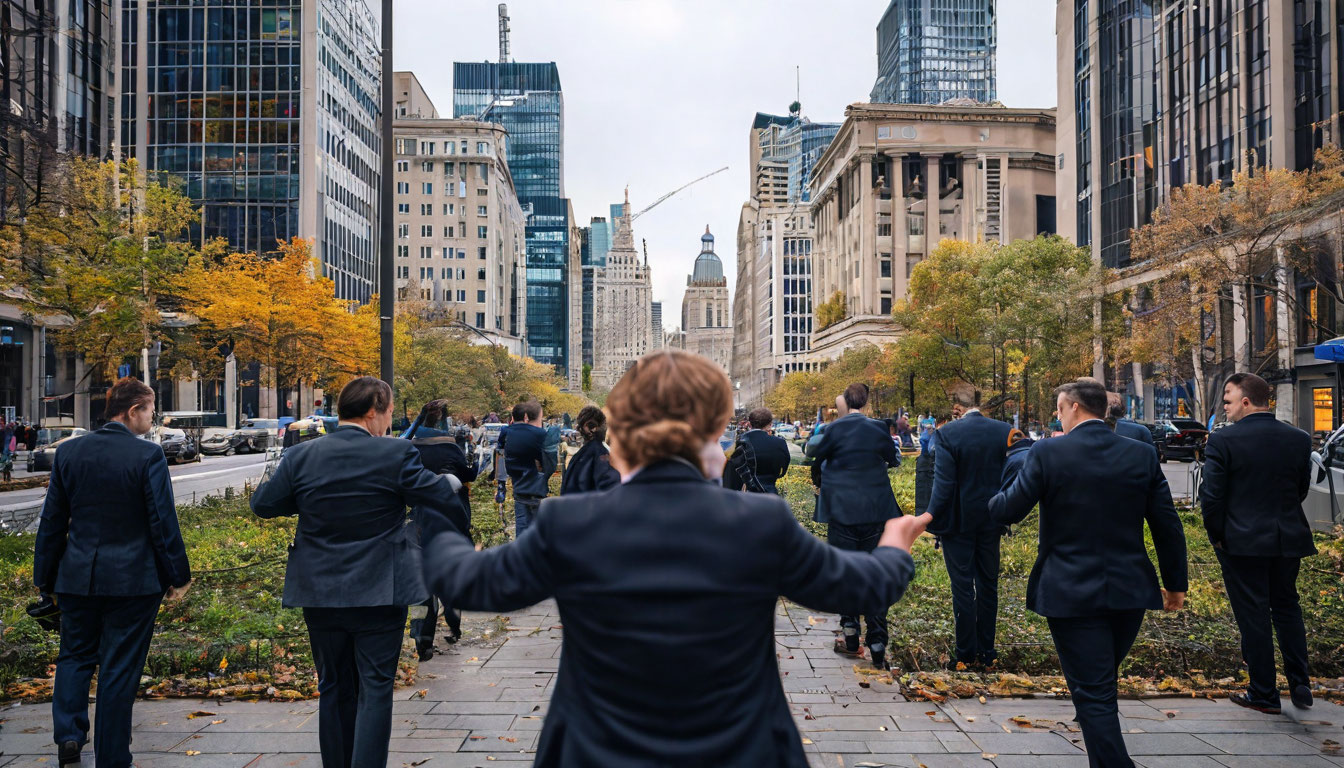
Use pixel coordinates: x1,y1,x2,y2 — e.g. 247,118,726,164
728,433,768,494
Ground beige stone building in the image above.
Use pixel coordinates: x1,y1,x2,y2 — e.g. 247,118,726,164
681,227,733,375
805,102,1057,363
392,73,527,355
590,195,654,390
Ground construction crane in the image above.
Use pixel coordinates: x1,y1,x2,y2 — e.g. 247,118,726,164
630,166,729,221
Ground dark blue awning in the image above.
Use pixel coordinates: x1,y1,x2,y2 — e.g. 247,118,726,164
1315,337,1344,362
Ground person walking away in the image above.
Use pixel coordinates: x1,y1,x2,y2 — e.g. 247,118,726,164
420,350,930,767
1107,392,1154,445
1001,428,1034,489
896,412,913,449
497,401,548,537
804,383,904,669
1200,372,1316,713
250,377,463,768
724,407,791,494
34,378,192,767
989,378,1187,768
914,417,940,516
560,406,620,495
926,389,1013,669
404,399,479,657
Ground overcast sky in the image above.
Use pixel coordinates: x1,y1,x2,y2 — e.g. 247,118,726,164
394,0,1057,327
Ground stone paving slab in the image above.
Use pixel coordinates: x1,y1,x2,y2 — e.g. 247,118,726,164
1,599,1340,767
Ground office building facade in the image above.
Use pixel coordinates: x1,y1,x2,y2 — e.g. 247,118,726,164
590,195,653,390
453,61,572,372
681,227,732,375
870,0,998,105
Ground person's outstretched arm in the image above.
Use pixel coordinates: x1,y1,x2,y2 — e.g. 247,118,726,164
422,504,555,612
778,501,926,618
1144,451,1188,596
988,444,1044,528
33,452,72,593
251,452,300,519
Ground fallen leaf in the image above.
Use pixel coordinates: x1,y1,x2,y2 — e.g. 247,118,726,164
186,711,216,719
807,616,817,626
411,689,428,699
186,751,201,756
408,759,431,767
210,720,225,725
981,754,997,759
801,737,813,744
218,657,228,672
978,695,986,704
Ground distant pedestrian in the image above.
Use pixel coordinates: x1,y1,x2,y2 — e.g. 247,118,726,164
724,407,790,494
34,378,192,767
1107,392,1154,446
560,405,619,495
1200,373,1316,714
497,401,548,537
896,413,913,448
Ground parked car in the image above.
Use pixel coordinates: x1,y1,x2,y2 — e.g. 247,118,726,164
1154,418,1208,462
200,418,281,456
26,427,88,472
775,423,798,440
157,427,200,464
28,433,88,472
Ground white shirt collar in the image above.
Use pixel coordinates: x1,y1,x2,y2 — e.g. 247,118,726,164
963,408,981,416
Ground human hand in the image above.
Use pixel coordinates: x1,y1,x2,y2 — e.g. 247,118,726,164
879,513,932,553
699,440,726,481
1161,589,1185,611
165,581,192,603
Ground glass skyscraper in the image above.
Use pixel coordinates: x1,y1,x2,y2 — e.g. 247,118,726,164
453,60,572,371
120,0,382,302
870,0,997,105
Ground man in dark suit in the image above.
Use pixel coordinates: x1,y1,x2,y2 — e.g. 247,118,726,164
1108,392,1154,445
1200,372,1316,713
990,378,1187,768
35,377,192,767
496,400,548,537
725,407,791,494
927,389,1013,668
252,377,462,768
804,383,903,668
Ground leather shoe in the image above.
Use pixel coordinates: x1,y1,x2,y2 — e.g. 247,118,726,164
417,648,434,663
58,740,81,766
1291,685,1313,709
832,638,863,658
1229,692,1281,714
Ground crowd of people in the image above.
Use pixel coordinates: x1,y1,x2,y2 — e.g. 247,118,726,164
30,353,1320,768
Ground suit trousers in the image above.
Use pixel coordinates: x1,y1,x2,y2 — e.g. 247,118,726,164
1048,610,1145,768
940,528,1002,664
515,495,542,537
52,592,162,768
826,522,889,653
410,597,462,653
1215,551,1310,703
304,606,408,768
913,451,934,516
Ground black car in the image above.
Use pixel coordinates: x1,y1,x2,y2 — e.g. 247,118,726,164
158,429,200,464
199,418,280,456
1153,418,1209,462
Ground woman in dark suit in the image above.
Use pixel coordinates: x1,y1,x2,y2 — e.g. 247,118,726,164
559,405,619,495
422,350,931,767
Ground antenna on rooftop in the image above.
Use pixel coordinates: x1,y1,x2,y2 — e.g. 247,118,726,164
790,66,801,116
498,4,511,64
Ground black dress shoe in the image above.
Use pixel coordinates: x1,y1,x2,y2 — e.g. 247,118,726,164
58,740,81,766
1291,685,1314,709
1230,692,1281,714
870,649,887,670
417,648,434,663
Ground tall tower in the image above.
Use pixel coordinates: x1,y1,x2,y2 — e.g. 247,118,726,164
870,0,997,105
681,226,732,375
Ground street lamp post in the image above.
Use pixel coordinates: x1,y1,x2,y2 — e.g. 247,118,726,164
378,0,395,386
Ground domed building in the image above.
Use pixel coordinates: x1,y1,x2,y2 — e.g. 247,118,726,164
679,226,732,375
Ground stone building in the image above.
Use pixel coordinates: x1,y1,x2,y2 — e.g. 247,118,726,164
681,227,732,375
590,193,654,390
806,102,1056,363
392,72,528,355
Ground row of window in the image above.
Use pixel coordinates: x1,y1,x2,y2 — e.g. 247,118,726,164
394,138,493,157
396,223,489,239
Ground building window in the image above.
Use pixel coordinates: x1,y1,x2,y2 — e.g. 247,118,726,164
476,312,486,328
421,161,434,172
420,141,435,155
422,182,433,195
476,142,488,154
396,160,409,172
477,226,488,238
420,225,433,237
442,248,452,258
420,204,432,215
397,203,410,214
444,203,454,215
1314,387,1334,431
397,224,408,239
397,245,409,258
396,182,409,194
880,259,892,278
477,188,488,196
478,205,488,216
445,162,455,177
478,246,487,259
477,268,486,280
420,246,432,258
476,290,486,303
881,297,892,314
457,290,466,302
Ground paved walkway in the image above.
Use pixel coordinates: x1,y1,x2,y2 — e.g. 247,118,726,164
0,601,1339,767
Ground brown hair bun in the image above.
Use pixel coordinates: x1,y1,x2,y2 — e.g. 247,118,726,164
606,350,732,473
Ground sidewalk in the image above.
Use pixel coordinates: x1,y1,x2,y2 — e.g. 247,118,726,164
0,601,1339,767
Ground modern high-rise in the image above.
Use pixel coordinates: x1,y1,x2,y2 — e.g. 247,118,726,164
590,194,653,390
731,107,839,408
681,227,732,375
869,0,997,105
392,71,527,355
120,0,383,303
453,61,573,372
651,301,664,351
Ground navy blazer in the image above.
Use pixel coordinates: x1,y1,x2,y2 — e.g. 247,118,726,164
251,425,459,608
1115,418,1154,445
724,429,792,494
804,413,902,526
409,432,477,538
34,422,190,597
988,420,1188,618
926,412,1013,535
421,459,915,768
1000,437,1034,491
499,423,548,497
559,439,619,495
1199,412,1315,558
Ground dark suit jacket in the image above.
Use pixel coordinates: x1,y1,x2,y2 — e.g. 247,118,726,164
559,439,619,495
34,421,191,597
926,412,1013,535
1115,418,1154,445
804,413,902,526
725,429,792,494
1000,437,1034,491
499,423,548,497
251,424,458,608
409,431,477,538
421,459,915,768
1199,412,1315,558
988,420,1188,618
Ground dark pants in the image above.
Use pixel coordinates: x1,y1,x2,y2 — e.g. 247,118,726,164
410,597,461,653
826,522,889,653
515,495,542,537
913,451,934,516
304,606,408,768
1048,610,1145,768
1216,551,1310,703
52,592,162,768
940,528,1002,664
